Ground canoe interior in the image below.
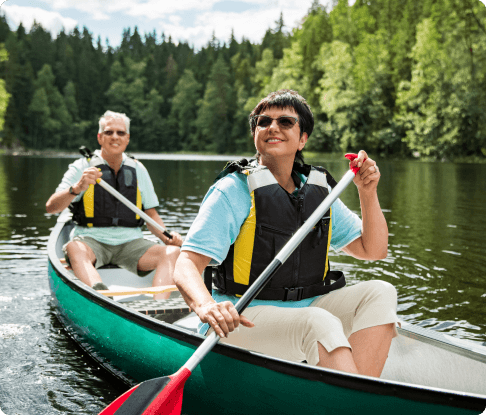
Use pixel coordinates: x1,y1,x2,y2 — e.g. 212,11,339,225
49,214,486,414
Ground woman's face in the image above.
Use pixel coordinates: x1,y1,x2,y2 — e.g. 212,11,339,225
253,106,307,164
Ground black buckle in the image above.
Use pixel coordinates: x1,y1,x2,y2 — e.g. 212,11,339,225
112,217,119,226
284,287,304,301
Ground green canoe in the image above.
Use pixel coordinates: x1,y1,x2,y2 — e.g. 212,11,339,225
47,211,486,415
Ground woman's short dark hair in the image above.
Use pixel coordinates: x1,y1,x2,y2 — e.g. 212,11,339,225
249,89,313,164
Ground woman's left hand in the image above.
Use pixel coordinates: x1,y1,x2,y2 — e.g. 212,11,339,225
349,150,380,193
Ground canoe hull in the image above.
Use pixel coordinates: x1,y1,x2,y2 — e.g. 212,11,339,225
47,218,486,415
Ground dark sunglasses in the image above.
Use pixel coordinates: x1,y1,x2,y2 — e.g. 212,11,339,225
253,115,299,130
102,130,127,137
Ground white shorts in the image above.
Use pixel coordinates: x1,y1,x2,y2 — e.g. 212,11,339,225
217,280,399,366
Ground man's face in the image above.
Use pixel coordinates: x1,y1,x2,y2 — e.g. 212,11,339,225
97,118,130,157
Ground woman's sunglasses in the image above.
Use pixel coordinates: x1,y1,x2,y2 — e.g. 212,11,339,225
253,115,299,130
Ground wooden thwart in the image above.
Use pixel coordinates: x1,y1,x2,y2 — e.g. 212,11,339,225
97,285,179,297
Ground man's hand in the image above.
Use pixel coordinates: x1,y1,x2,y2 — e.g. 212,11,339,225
165,231,183,247
195,300,254,338
73,167,103,194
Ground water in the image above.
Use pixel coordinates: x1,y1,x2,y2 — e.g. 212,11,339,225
0,154,485,414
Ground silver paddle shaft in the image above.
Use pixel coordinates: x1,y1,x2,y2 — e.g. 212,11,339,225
96,178,172,239
184,169,357,372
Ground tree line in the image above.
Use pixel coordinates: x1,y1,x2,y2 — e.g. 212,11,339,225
0,0,485,159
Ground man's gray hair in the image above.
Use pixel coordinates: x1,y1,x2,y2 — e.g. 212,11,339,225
98,111,130,134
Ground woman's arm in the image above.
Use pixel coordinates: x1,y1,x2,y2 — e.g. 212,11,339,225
342,150,388,260
174,251,254,338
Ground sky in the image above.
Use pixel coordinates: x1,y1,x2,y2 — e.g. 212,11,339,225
0,0,336,50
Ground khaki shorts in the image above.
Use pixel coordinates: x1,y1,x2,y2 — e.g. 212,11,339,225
63,236,157,276
218,280,399,366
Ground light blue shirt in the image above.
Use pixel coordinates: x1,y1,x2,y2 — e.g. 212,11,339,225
56,150,159,245
182,168,362,312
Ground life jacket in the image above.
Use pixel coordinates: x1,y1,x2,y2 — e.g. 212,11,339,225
70,152,144,228
212,158,346,301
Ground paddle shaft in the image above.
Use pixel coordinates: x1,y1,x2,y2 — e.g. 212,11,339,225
96,178,172,239
98,285,178,297
183,168,357,372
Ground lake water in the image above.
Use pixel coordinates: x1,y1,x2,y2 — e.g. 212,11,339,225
0,153,485,414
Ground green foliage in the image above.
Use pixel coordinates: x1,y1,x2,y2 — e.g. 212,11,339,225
0,0,484,159
395,10,486,159
316,41,359,152
195,56,235,153
28,64,71,149
0,44,10,132
170,69,202,150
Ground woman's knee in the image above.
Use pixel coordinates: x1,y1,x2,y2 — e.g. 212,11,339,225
361,280,397,302
300,307,344,334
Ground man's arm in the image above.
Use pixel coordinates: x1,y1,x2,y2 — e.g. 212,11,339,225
144,208,183,246
46,167,102,214
342,150,388,260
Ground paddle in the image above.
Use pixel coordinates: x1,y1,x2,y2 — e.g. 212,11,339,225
98,153,363,415
78,146,173,240
96,178,172,240
97,285,178,297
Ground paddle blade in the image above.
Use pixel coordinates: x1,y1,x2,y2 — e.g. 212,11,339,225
99,368,192,415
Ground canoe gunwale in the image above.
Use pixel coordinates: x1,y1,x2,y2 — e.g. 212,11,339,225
47,216,486,412
398,324,486,364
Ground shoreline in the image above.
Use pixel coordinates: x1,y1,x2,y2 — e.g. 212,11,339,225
1,148,485,164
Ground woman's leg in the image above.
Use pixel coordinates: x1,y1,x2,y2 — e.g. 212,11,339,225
218,305,355,371
348,323,395,377
310,280,398,377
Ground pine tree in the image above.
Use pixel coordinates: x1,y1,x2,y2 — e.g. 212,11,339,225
195,56,234,152
28,64,71,149
170,69,202,150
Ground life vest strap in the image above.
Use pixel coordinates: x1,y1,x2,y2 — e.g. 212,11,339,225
218,271,345,301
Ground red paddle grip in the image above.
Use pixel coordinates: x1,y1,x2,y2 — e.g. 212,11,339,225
344,153,366,175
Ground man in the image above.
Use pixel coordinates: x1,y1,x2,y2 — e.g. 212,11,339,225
46,110,183,299
173,90,398,377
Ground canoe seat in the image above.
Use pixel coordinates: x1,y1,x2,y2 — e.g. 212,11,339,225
121,296,191,316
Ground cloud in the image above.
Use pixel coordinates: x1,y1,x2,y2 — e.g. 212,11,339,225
158,3,310,49
0,0,318,49
41,0,221,20
2,5,78,37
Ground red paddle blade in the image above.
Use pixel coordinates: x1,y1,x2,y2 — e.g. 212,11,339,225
99,368,192,415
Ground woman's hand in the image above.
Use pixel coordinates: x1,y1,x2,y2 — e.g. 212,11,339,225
349,150,380,193
195,301,254,338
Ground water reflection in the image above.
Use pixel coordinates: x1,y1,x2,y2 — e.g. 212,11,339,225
306,157,486,342
0,154,485,414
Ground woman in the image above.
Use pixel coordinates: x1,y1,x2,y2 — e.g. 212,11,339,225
173,89,397,377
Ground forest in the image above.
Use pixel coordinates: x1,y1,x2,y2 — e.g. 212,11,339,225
0,0,485,159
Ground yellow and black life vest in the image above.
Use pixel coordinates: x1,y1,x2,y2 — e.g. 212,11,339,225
70,154,144,228
212,158,345,301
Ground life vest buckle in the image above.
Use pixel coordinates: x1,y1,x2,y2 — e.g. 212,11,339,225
284,287,304,301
